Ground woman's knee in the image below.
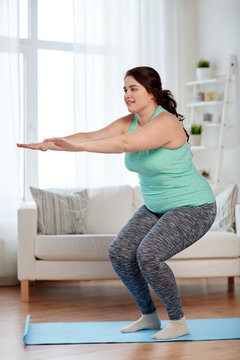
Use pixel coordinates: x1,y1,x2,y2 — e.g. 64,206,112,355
108,239,119,262
108,236,131,266
136,242,154,269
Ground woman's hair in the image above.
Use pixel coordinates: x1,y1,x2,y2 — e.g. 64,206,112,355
125,66,189,142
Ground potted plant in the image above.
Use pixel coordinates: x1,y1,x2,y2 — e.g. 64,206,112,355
190,123,202,146
196,59,211,81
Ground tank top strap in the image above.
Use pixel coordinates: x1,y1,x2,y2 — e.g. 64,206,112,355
128,114,138,133
128,105,166,134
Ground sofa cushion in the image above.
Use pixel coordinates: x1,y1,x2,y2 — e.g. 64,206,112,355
172,232,240,259
86,185,134,234
210,184,238,233
35,232,240,261
35,234,116,260
30,187,88,235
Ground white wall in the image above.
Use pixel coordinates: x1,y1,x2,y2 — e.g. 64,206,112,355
179,0,240,190
196,0,240,73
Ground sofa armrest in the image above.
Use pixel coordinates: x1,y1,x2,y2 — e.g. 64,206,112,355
235,204,240,236
17,202,37,280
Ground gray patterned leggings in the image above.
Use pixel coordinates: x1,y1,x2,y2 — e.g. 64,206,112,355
109,202,217,320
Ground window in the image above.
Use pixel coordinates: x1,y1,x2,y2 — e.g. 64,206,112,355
19,0,77,199
19,0,140,200
19,0,164,199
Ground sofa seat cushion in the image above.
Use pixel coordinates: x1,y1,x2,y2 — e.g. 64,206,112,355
35,232,240,262
172,232,240,259
35,234,116,261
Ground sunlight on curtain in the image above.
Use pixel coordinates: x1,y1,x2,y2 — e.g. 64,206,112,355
0,0,20,284
38,49,76,188
73,0,166,188
38,0,73,43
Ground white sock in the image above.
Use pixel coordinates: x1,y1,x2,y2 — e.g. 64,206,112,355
152,317,189,340
121,311,161,333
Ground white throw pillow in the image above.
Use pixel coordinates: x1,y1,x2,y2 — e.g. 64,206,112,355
210,184,238,233
30,187,88,235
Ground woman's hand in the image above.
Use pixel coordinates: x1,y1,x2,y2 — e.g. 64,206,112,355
17,138,81,152
44,137,81,151
17,141,49,151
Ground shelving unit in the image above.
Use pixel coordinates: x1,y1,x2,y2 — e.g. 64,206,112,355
187,100,223,107
186,77,226,86
185,55,238,184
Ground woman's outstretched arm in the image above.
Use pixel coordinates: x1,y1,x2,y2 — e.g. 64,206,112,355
16,114,133,151
62,115,131,141
44,112,184,153
17,112,185,153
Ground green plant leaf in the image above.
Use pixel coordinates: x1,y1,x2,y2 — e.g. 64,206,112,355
197,59,210,68
190,124,202,134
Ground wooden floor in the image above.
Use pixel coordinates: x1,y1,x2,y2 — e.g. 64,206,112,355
0,277,240,360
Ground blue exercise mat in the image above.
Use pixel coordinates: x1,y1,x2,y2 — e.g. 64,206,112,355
23,315,240,345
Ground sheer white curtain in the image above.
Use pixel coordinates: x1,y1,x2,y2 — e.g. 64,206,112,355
73,0,181,188
0,0,20,285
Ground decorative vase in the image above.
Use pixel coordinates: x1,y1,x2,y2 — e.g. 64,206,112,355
190,134,201,146
196,67,212,81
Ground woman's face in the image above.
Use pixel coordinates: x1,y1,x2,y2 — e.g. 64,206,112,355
123,76,155,113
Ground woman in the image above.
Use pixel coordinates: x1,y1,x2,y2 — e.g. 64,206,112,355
17,66,216,339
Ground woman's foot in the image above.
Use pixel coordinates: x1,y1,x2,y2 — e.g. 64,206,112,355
121,311,161,333
152,317,189,339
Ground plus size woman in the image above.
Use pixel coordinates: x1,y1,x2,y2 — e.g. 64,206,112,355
17,66,217,339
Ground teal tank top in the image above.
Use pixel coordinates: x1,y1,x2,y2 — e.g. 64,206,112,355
124,105,215,213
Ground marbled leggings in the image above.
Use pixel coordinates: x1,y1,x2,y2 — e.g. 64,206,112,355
108,202,217,320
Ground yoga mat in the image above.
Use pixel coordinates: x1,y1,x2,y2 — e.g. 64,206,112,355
23,315,240,345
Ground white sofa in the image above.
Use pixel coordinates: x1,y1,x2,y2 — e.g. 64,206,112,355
18,185,240,302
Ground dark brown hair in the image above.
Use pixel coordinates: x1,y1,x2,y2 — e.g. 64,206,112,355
125,66,189,141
